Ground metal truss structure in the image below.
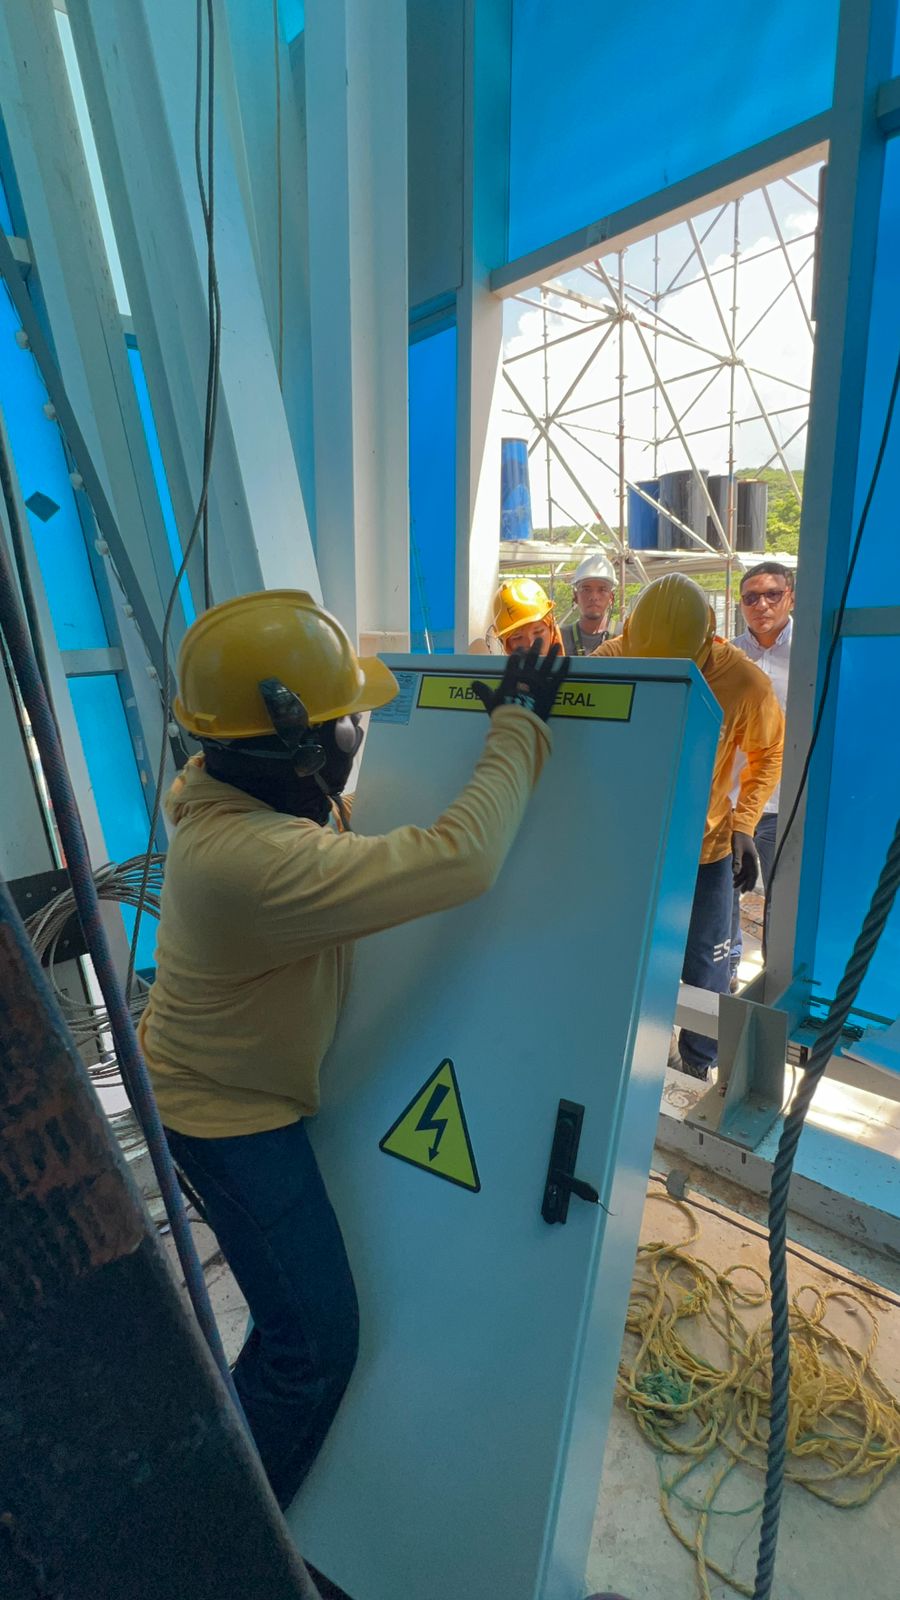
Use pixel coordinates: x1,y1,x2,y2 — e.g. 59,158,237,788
500,170,819,633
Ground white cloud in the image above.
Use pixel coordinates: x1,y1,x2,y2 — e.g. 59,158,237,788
784,208,818,237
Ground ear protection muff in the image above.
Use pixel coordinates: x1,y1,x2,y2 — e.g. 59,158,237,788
258,677,326,775
333,713,364,758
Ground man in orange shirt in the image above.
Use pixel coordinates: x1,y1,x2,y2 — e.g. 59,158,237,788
593,575,784,1079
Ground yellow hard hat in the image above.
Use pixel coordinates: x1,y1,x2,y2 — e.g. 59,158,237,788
174,590,399,738
491,577,553,640
621,574,716,667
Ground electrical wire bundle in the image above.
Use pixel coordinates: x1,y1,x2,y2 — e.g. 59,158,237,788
25,854,165,1080
24,855,167,1221
620,1193,900,1600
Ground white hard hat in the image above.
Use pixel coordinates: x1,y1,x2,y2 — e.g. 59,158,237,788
571,551,616,587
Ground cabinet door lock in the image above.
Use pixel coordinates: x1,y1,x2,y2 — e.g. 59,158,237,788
541,1099,600,1225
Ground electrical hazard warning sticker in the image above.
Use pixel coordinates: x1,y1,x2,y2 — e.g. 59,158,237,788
379,1059,480,1193
416,674,634,721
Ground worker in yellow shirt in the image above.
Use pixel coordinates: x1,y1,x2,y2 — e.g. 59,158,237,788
490,576,565,656
593,575,783,1079
139,590,568,1516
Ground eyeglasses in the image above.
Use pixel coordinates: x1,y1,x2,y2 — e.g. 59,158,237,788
741,588,789,607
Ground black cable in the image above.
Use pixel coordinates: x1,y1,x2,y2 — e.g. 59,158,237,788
126,0,221,999
194,0,220,612
762,341,900,963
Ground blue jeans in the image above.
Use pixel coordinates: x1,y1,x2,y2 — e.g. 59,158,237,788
165,1119,359,1510
678,854,735,1076
729,812,778,976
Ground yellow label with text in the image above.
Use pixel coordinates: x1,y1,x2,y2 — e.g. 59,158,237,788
416,675,634,721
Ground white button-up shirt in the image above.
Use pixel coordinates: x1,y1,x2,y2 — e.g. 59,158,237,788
730,616,792,814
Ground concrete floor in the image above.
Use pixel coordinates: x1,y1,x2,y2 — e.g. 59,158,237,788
585,1186,900,1600
166,1180,900,1600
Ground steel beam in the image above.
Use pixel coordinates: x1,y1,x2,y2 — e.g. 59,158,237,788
59,647,125,676
839,603,900,635
491,115,830,296
454,0,513,647
0,2,176,654
304,0,409,648
766,0,900,1005
0,405,134,976
656,1069,900,1266
66,0,318,610
875,72,900,135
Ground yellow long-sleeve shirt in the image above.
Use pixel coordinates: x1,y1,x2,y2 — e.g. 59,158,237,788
592,636,784,864
139,706,550,1137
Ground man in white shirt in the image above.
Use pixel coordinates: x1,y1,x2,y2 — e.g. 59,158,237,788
730,560,794,984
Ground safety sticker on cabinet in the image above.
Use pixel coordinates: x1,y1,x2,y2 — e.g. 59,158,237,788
379,1058,481,1193
416,675,634,721
370,670,419,725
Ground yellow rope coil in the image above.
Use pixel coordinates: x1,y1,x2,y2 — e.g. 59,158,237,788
618,1196,900,1599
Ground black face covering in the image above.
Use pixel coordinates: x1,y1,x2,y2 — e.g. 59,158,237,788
202,716,362,824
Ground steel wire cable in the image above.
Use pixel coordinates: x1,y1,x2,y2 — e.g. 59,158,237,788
752,813,900,1599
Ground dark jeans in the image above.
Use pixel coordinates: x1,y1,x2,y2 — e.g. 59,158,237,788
729,812,778,976
165,1119,359,1510
678,854,735,1076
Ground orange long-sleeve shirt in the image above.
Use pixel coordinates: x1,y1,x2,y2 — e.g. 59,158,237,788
592,636,784,864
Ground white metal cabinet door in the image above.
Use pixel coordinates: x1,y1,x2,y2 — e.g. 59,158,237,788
288,657,720,1600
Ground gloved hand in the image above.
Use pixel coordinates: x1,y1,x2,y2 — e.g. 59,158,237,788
732,830,760,893
471,643,570,724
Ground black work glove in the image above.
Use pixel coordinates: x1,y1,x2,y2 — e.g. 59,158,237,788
732,830,760,894
471,643,570,724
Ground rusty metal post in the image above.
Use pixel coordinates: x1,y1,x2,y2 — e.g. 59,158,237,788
0,876,320,1600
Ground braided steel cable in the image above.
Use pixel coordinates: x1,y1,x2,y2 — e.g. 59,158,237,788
753,813,900,1598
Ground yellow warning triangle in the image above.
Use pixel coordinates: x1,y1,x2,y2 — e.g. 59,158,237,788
379,1059,480,1193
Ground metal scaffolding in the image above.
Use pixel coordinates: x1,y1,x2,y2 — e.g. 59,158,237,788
500,169,818,633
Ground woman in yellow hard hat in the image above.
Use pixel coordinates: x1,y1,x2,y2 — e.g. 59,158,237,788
140,588,568,1520
491,577,565,656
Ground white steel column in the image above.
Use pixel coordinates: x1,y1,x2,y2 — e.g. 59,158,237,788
217,1,317,532
0,0,175,643
67,0,318,607
305,0,409,649
455,0,512,648
0,2,169,867
765,0,899,1005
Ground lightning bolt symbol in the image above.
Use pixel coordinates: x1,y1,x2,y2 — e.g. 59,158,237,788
415,1083,450,1161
